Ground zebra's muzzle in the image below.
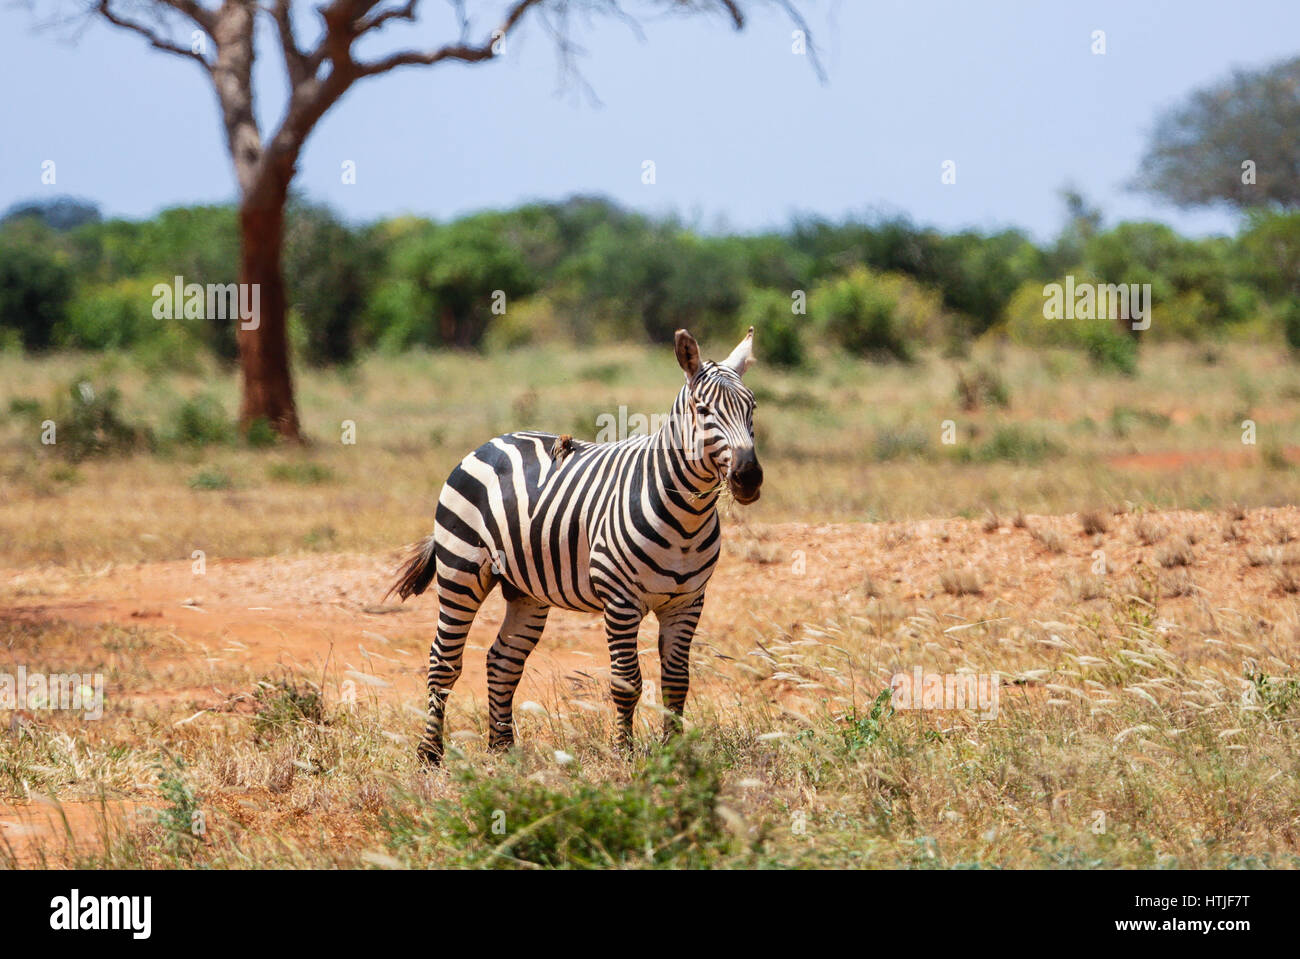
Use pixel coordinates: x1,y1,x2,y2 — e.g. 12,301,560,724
728,447,763,504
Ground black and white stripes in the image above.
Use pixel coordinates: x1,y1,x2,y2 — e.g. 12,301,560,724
391,327,763,765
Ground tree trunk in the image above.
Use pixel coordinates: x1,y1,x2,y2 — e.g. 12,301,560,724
236,186,300,441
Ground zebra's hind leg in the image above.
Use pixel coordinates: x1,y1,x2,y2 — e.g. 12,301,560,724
604,600,646,753
418,552,493,767
486,594,550,751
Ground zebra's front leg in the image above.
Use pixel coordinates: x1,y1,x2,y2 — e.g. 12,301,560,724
604,600,645,752
656,596,704,741
486,596,550,751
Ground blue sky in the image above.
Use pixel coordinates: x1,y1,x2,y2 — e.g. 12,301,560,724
1,0,1295,240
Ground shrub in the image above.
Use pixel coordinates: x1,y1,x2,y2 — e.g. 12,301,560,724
0,227,74,350
1001,276,1138,374
40,379,152,462
169,393,234,447
1282,298,1300,352
974,426,1062,464
59,278,160,349
739,288,806,368
189,469,232,491
955,365,1009,410
873,425,931,461
1081,322,1138,375
244,417,278,448
251,678,325,742
383,734,732,868
813,268,913,361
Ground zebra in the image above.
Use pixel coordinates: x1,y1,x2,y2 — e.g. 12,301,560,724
389,327,763,765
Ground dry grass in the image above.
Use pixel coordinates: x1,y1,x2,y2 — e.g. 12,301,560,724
6,342,1300,567
939,566,984,596
5,344,1300,869
1079,510,1110,536
1157,536,1196,568
5,507,1300,870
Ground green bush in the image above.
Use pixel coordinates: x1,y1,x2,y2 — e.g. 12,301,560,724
382,734,733,868
1081,322,1138,375
1000,275,1138,374
973,425,1063,464
169,393,234,447
955,365,1010,410
813,268,913,362
0,225,74,350
1283,298,1300,351
739,288,806,368
58,278,206,371
188,468,233,490
873,425,931,461
39,379,153,462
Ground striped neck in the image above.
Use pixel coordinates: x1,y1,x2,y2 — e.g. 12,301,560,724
646,385,724,518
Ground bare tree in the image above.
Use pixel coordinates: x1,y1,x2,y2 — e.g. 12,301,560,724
43,0,817,440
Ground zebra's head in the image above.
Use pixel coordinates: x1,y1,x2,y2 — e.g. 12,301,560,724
674,327,764,505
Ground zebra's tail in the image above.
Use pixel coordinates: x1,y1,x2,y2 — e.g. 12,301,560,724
388,535,437,601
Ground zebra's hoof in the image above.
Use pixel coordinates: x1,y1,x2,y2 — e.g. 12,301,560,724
416,745,443,768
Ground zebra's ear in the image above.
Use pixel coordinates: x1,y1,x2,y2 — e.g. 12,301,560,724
674,329,701,379
721,326,756,376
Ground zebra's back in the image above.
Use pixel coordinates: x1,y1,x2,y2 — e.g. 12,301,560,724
434,430,619,612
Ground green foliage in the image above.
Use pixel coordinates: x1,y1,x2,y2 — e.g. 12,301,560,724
873,425,931,461
1001,276,1139,373
366,216,536,350
251,678,325,742
4,192,1300,369
61,278,161,349
383,734,732,868
813,268,914,362
0,221,74,350
955,365,1010,410
1246,671,1300,720
35,379,153,461
1081,322,1138,375
840,688,895,753
244,417,278,448
169,393,234,447
1135,56,1300,211
188,468,232,490
739,288,806,367
3,195,101,231
284,201,376,364
1284,299,1300,352
153,752,202,858
970,426,1063,464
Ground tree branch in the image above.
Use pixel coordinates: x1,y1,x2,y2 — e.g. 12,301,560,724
267,0,311,87
354,0,543,77
159,0,215,32
354,0,418,34
95,0,212,70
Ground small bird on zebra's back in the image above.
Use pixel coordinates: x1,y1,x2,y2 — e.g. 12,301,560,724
389,326,764,766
